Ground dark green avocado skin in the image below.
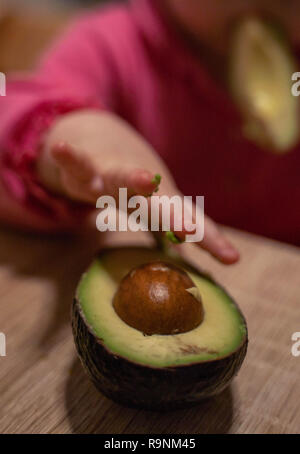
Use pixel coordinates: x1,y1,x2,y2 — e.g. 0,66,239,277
72,298,248,411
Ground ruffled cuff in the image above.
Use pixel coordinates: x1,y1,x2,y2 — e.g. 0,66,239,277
1,99,100,225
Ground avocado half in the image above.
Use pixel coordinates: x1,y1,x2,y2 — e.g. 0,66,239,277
229,17,299,152
72,247,248,410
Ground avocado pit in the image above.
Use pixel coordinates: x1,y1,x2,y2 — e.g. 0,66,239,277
112,261,204,335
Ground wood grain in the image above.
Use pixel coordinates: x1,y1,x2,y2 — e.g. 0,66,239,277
0,227,299,434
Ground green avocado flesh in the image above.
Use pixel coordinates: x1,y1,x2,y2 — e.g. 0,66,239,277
77,248,246,368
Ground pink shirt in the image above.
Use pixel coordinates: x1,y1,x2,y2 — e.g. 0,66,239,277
0,0,299,244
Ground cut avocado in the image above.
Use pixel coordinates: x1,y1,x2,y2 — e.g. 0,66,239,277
229,17,299,152
72,247,247,410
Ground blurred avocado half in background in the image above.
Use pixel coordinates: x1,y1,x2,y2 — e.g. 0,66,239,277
72,247,248,410
229,16,300,153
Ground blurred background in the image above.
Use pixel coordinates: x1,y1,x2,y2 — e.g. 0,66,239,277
0,0,108,72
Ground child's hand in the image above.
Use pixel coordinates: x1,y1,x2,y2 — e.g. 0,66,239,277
49,142,159,204
37,110,239,264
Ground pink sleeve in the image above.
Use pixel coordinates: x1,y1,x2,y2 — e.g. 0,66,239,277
0,9,120,232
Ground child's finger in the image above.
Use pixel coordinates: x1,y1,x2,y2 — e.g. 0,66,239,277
53,143,160,195
52,143,160,202
150,190,239,265
169,216,239,264
197,217,240,264
102,167,160,197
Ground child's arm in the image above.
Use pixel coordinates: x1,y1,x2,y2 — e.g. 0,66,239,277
0,10,121,231
0,8,238,263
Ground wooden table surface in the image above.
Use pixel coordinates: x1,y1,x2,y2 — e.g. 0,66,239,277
0,226,299,434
